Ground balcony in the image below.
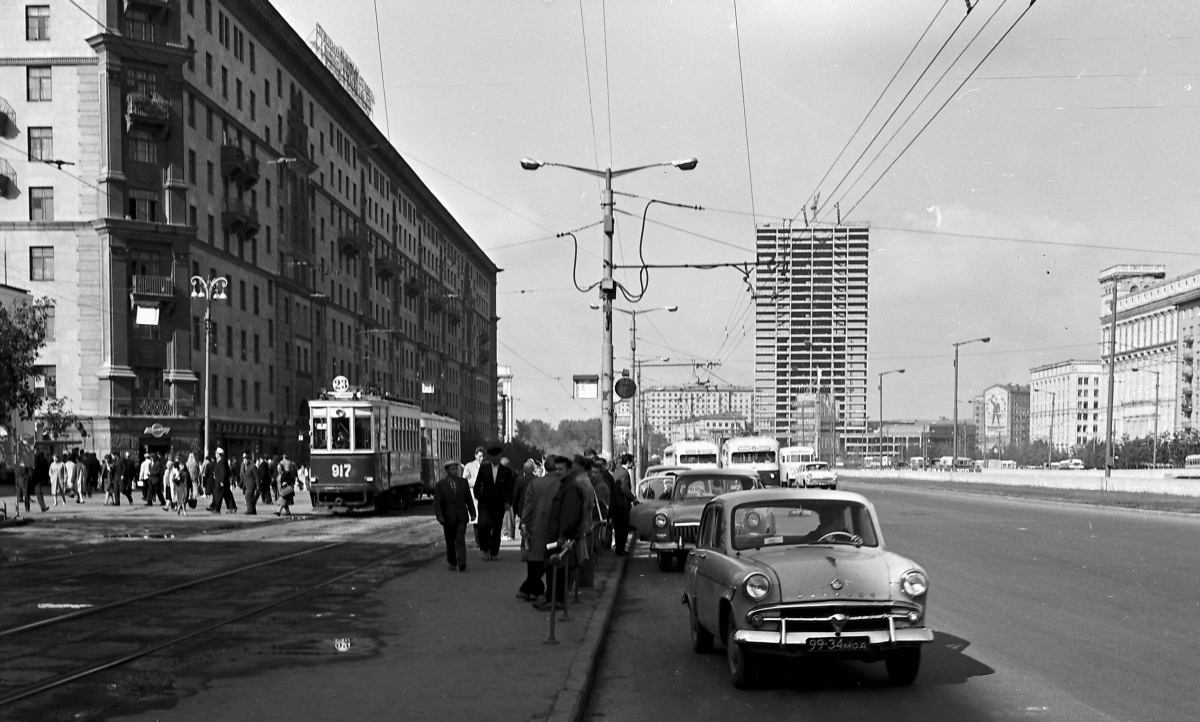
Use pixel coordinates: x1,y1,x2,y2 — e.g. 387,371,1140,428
112,397,196,418
130,274,174,299
243,157,260,187
0,157,13,196
404,275,425,298
0,95,13,136
221,198,260,237
123,0,170,15
338,228,369,257
375,255,401,280
125,92,171,133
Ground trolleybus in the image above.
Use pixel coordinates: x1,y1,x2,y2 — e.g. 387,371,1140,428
720,436,781,486
661,440,720,469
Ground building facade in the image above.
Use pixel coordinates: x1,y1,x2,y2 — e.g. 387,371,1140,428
0,0,497,460
972,383,1030,453
668,412,747,444
630,385,752,439
1029,360,1102,451
754,223,869,448
1099,265,1200,440
496,364,513,442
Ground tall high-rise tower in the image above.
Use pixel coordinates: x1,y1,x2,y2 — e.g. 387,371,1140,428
754,223,869,451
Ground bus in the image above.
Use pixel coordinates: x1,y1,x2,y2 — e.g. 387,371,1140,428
720,436,781,486
662,440,720,469
308,378,424,512
780,445,816,485
1175,454,1200,479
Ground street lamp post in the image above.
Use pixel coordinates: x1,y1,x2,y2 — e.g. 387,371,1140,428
1132,366,1161,468
952,337,991,463
190,275,229,461
877,369,905,468
593,304,678,478
522,156,697,458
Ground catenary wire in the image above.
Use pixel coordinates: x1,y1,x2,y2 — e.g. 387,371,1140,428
371,0,392,138
732,0,758,227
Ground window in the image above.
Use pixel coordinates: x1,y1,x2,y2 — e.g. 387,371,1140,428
37,303,56,341
226,377,233,408
249,42,256,72
276,69,282,97
240,379,248,410
205,0,212,31
205,52,212,86
128,189,158,221
127,129,156,163
188,150,197,183
28,127,52,161
264,78,271,107
33,365,56,398
239,280,246,310
127,67,155,95
226,325,233,357
26,5,49,40
254,382,261,412
27,66,51,101
206,161,213,193
240,329,247,360
236,79,242,109
29,247,54,280
249,90,256,120
187,93,195,127
207,214,215,244
221,66,228,98
125,10,153,41
29,188,53,221
254,333,260,363
253,286,260,315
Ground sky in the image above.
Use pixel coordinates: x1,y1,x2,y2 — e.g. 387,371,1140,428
272,0,1200,425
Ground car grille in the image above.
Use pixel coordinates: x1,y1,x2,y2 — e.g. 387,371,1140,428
674,523,700,546
765,603,914,633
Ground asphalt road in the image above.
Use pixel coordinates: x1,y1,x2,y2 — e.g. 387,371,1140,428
585,480,1200,722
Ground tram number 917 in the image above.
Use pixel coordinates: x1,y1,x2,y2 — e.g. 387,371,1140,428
329,463,353,478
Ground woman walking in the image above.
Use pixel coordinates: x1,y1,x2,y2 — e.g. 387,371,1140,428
49,453,67,506
275,472,295,516
172,456,191,516
101,454,117,505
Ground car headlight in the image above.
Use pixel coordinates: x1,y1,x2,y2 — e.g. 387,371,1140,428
654,514,668,529
900,570,928,597
743,573,771,600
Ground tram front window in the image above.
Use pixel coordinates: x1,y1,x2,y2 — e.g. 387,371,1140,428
354,410,372,451
331,413,351,450
312,416,328,451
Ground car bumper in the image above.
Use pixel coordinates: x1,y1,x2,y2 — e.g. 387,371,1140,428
650,541,694,552
733,626,933,648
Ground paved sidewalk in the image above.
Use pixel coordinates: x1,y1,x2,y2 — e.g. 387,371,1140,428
109,535,626,722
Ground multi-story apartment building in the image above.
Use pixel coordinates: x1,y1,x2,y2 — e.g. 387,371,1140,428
668,412,747,444
970,383,1030,453
623,385,752,439
1099,265,1200,440
754,223,869,449
0,1,497,459
1029,360,1103,451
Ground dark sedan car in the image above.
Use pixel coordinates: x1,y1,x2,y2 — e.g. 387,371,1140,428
649,468,761,572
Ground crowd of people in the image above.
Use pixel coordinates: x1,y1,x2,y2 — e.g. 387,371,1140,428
8,439,308,519
433,445,637,612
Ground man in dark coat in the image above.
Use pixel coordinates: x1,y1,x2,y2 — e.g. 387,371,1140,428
433,460,476,571
473,445,515,560
256,454,272,505
145,452,166,507
610,453,637,555
240,452,260,514
208,448,235,513
536,456,586,611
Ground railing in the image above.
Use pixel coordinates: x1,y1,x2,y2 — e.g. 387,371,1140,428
0,157,13,195
126,92,171,125
131,274,174,298
338,228,369,257
113,398,196,417
221,197,260,236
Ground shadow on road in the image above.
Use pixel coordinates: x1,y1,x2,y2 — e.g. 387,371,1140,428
919,631,994,685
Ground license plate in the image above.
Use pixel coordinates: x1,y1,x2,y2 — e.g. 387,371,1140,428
805,636,869,652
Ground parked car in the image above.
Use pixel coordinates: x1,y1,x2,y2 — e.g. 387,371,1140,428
683,488,933,689
650,468,761,572
789,460,838,489
630,474,682,541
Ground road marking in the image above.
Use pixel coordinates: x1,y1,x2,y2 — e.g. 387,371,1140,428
37,603,93,609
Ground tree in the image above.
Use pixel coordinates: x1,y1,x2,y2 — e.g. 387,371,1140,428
0,301,48,424
39,397,78,440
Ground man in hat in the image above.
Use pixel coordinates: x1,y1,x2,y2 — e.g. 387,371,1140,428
473,445,515,560
207,448,235,513
433,460,476,571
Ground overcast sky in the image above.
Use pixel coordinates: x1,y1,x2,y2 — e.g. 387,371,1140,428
275,0,1200,424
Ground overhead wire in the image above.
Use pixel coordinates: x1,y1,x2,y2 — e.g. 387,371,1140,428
731,0,758,227
371,0,392,138
498,339,591,414
843,0,1043,221
798,0,951,222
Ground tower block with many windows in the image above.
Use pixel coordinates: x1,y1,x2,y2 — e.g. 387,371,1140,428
754,223,869,456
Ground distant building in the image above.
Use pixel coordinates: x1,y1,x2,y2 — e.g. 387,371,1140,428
1029,360,1103,451
840,418,973,466
496,365,513,442
669,412,748,444
972,384,1030,453
632,385,752,438
1099,265,1200,439
754,223,869,450
790,392,838,462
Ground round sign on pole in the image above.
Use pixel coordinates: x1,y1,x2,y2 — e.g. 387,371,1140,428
615,377,637,399
332,375,350,393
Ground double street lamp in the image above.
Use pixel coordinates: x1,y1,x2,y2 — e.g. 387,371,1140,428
952,337,990,463
190,275,229,461
522,156,698,458
877,369,905,468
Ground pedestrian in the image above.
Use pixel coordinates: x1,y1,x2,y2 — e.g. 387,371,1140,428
85,452,100,498
433,460,476,572
186,452,201,501
570,455,599,572
500,456,517,540
13,439,47,516
463,446,484,548
138,452,153,502
275,468,296,516
511,459,536,535
535,455,586,611
297,464,309,491
101,454,117,506
610,453,637,555
172,456,191,516
65,451,84,504
257,454,272,505
240,451,260,515
473,445,514,560
145,452,166,507
31,449,50,512
120,451,137,505
517,456,560,601
163,453,177,509
208,448,235,513
200,452,213,499
49,452,67,506
591,458,613,550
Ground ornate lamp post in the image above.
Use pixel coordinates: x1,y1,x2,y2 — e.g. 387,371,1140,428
189,275,229,460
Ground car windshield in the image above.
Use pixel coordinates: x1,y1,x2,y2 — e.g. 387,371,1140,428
675,475,756,500
638,476,675,500
731,500,879,550
803,462,830,472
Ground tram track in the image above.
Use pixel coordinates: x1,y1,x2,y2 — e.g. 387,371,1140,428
0,539,438,708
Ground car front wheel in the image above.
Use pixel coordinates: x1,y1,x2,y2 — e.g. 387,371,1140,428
657,552,673,572
690,600,713,653
885,647,921,685
726,615,759,688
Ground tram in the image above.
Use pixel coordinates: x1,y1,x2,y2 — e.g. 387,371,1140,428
308,377,428,512
420,412,462,495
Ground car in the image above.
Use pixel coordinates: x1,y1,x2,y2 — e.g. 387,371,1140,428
790,460,837,489
682,488,933,689
650,468,761,572
630,474,680,541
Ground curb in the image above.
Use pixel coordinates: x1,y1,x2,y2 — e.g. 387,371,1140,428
544,553,629,722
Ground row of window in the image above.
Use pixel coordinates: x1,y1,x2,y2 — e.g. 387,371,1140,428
208,374,264,413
